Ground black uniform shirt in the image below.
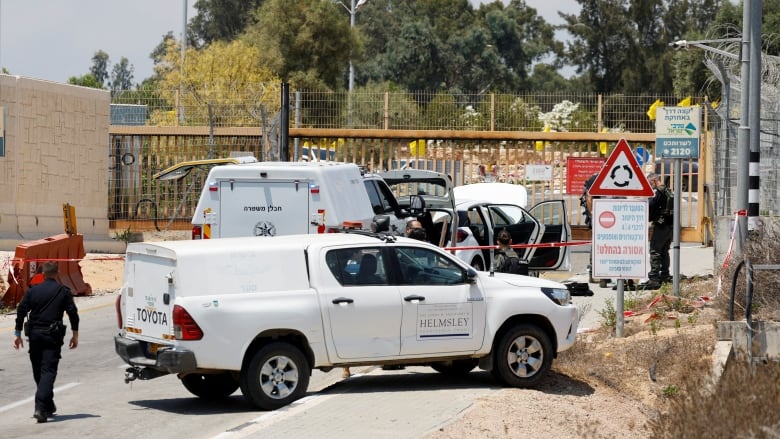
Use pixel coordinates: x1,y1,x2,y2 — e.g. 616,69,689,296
15,278,80,333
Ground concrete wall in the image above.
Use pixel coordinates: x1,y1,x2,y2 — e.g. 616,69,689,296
0,75,123,252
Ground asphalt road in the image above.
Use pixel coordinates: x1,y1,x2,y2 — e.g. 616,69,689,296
0,244,713,438
0,297,497,439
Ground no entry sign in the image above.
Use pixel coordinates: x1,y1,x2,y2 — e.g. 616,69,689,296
591,198,649,279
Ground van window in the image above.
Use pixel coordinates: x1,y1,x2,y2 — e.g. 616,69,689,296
364,180,396,215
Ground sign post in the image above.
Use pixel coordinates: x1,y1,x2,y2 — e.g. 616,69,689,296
589,138,654,337
655,106,700,296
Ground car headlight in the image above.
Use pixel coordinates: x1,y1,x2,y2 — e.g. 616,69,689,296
541,287,571,306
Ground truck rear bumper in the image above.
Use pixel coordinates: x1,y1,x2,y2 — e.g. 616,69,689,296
114,335,197,375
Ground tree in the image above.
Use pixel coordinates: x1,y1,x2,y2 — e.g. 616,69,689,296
90,50,110,87
68,73,102,89
153,38,282,127
110,57,135,93
355,0,560,93
190,0,265,45
150,31,176,66
561,0,635,93
243,0,355,90
560,0,725,94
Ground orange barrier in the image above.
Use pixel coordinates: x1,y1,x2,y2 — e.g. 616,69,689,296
2,234,93,308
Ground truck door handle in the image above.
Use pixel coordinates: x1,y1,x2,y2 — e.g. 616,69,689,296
404,295,426,302
332,297,354,305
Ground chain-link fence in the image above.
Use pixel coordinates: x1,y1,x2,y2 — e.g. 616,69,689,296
113,89,686,133
706,39,780,218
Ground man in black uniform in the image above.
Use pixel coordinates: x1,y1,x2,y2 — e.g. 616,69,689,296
13,261,80,423
641,173,674,290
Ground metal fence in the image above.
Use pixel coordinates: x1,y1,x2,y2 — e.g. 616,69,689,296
113,89,686,133
108,91,706,240
705,40,780,220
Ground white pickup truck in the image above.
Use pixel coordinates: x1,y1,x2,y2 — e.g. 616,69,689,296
114,233,579,410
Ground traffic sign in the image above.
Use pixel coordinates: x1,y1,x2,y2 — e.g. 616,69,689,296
655,106,700,159
591,198,649,278
588,138,654,197
634,146,650,165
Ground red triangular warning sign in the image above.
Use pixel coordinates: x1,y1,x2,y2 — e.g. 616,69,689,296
589,138,654,197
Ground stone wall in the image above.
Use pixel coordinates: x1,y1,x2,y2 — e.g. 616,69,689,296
0,75,122,252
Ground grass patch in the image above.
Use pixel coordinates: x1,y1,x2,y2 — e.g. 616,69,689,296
556,264,780,437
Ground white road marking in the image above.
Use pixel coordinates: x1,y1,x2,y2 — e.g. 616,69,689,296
0,382,80,413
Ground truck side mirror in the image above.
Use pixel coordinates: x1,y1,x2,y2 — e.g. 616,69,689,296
371,215,391,233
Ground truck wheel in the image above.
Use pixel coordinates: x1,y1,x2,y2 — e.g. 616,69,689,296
471,258,484,271
492,324,552,388
240,342,310,410
431,359,478,376
180,373,239,399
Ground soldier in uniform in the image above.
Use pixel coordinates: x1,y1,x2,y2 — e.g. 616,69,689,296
641,173,674,290
13,261,80,423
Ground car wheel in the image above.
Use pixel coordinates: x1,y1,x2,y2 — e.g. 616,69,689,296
431,359,478,376
471,258,484,271
240,342,310,410
180,373,239,399
492,324,552,388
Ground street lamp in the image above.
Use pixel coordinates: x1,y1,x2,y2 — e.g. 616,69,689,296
669,39,739,61
340,0,367,92
669,12,761,258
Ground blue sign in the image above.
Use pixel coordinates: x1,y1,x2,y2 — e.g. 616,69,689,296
634,146,650,165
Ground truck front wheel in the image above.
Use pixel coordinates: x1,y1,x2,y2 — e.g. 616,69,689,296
180,373,239,399
492,324,552,388
240,342,310,410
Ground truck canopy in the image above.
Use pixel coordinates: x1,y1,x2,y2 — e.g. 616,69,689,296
191,161,376,237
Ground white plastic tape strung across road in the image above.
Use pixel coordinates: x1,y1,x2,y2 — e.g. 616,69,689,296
0,382,80,413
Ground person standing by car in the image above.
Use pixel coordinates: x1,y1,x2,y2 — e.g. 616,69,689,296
13,261,80,423
406,219,427,241
641,173,674,290
494,229,523,274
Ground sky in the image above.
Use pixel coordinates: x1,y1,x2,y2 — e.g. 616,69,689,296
0,0,196,83
0,0,578,85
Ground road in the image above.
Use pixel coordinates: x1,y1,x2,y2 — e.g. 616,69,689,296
0,296,496,439
0,244,713,438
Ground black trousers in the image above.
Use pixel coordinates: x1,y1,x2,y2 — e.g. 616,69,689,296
649,223,673,280
28,330,62,413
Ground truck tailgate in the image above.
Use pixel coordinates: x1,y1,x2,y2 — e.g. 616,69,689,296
123,252,176,343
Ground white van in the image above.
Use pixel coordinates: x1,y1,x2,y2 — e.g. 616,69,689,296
189,160,376,238
154,158,413,239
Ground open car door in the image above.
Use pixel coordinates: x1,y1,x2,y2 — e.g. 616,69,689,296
527,200,571,271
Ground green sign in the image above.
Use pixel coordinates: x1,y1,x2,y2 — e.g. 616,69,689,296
655,106,701,159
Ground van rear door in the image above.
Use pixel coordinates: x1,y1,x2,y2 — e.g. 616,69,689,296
219,180,311,237
123,251,176,343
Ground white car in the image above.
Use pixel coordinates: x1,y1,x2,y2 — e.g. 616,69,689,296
379,173,571,273
449,197,571,273
115,233,579,410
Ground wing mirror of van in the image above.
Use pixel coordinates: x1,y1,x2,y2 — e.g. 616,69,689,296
371,215,391,233
409,195,426,215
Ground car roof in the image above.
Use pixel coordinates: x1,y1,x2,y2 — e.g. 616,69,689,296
127,233,389,256
453,183,528,208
